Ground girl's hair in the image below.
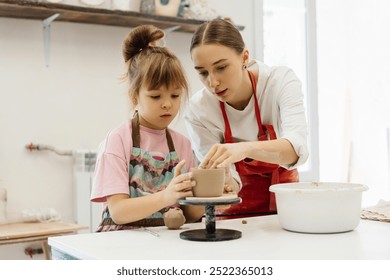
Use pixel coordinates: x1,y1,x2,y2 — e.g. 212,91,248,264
123,25,189,106
190,18,245,54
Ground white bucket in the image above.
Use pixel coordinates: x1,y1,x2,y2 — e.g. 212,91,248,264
270,182,368,233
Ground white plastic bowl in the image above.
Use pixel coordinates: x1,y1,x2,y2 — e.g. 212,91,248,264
269,182,368,233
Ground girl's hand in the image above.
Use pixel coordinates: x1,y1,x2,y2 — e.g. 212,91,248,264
200,143,248,169
162,160,195,205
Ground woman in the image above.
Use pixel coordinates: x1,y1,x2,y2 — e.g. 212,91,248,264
184,18,309,218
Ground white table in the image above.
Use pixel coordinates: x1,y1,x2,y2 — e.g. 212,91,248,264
48,215,390,260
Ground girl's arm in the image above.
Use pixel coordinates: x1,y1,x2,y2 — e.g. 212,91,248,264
107,161,195,225
107,192,171,225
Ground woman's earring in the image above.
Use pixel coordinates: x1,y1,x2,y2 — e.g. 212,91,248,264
242,64,247,70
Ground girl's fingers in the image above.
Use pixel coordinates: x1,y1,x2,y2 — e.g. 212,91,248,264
177,180,195,192
174,160,186,177
174,172,193,184
180,190,194,198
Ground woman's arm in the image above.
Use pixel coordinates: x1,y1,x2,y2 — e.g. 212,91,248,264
184,101,243,192
199,138,298,169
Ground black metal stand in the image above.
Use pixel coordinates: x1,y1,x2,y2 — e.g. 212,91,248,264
179,196,242,242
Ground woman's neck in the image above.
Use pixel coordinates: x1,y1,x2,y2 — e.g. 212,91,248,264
227,69,258,110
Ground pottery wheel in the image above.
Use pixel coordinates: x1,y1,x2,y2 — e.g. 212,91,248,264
179,194,242,242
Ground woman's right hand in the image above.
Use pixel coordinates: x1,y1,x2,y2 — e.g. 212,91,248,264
162,160,195,205
200,142,248,169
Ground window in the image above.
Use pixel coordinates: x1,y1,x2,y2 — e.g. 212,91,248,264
262,0,319,181
259,0,390,205
316,0,390,206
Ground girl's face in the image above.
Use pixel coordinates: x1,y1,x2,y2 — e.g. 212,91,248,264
137,85,182,130
191,44,246,105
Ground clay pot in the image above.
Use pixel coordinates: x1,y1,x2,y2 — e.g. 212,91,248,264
190,168,225,197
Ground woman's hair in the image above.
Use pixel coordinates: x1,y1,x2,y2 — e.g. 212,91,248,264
190,18,245,54
122,25,189,106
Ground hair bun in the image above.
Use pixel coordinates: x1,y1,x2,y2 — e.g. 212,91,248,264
123,25,165,62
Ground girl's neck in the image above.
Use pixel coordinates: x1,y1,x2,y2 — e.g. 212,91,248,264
138,115,167,131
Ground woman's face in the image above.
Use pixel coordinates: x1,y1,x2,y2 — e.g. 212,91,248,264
136,85,182,130
191,44,246,104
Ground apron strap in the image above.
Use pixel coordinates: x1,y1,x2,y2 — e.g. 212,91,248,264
131,111,141,148
219,102,233,143
248,71,266,139
131,110,175,152
166,129,175,152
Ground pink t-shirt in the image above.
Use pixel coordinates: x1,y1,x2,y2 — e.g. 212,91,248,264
90,120,195,203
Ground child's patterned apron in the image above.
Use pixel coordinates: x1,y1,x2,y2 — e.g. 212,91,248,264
96,112,180,231
217,71,299,218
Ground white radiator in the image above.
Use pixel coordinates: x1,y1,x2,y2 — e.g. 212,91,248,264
72,150,101,232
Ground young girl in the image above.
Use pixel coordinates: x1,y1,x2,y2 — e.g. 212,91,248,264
91,25,204,231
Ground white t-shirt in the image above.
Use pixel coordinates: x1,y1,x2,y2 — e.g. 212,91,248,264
184,60,309,184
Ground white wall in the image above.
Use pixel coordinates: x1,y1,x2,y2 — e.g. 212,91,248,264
0,0,255,259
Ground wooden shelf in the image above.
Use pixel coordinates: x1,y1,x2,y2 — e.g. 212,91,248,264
0,0,244,33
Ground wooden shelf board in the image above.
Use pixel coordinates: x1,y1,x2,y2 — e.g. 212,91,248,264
0,0,244,32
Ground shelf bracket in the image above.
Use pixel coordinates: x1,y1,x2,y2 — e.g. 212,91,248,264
43,13,60,67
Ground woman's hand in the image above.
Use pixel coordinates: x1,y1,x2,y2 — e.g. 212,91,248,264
222,166,240,193
162,160,195,205
200,142,248,169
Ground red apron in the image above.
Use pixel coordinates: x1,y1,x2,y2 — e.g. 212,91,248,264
217,71,299,218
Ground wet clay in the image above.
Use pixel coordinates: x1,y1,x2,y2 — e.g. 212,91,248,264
163,208,186,229
190,168,225,197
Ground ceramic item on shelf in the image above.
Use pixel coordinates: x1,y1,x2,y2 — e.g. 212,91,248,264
140,0,155,14
128,0,142,11
181,0,218,20
155,0,181,17
111,0,129,10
